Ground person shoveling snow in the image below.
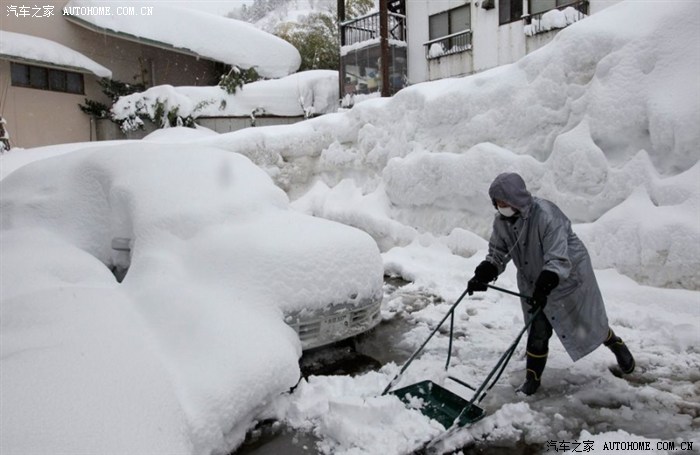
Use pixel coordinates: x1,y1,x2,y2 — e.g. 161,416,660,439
467,172,636,395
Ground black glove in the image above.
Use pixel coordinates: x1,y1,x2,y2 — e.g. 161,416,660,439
529,270,559,312
467,261,498,295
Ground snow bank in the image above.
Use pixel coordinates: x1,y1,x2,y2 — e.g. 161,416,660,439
200,0,700,289
0,143,383,454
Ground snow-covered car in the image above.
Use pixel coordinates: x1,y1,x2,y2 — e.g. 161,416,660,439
110,230,382,351
0,142,384,454
3,142,384,352
284,294,381,350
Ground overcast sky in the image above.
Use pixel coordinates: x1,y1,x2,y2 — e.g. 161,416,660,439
163,0,254,16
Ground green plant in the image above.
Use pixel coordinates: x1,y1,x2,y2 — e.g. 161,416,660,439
218,66,260,95
0,116,10,152
276,12,338,71
144,99,212,131
79,78,146,118
274,0,374,71
99,78,146,102
78,99,110,118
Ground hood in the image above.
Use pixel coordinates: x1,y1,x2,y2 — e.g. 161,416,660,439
488,172,533,212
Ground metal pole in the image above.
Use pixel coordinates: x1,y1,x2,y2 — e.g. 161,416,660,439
338,0,346,103
487,283,531,302
379,0,390,97
445,310,455,370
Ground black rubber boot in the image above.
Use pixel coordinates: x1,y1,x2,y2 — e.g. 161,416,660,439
604,329,635,374
517,351,547,396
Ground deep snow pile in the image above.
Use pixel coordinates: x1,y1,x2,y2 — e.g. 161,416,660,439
200,0,700,290
0,143,383,454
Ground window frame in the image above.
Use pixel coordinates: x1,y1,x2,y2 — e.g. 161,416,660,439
499,0,524,25
426,3,472,59
428,3,471,41
529,0,571,16
10,62,85,95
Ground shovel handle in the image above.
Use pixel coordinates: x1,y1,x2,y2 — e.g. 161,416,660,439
486,283,531,301
381,283,533,396
381,284,471,395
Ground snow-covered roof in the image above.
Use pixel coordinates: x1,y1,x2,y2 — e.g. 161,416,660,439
62,0,301,79
0,30,112,78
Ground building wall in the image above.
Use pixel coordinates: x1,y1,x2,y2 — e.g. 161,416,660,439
0,0,220,148
405,1,429,84
406,0,624,84
0,59,94,147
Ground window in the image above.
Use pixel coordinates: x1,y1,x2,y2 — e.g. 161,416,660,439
429,4,471,41
529,0,572,15
48,69,66,92
66,72,84,94
10,62,84,94
499,0,523,24
426,4,471,58
10,63,29,86
29,66,47,88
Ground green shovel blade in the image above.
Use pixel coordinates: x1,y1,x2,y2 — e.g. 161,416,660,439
390,380,485,429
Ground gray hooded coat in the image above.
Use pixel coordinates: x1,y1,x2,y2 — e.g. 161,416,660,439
485,173,609,361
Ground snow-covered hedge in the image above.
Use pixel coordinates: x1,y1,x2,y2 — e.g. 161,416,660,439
111,70,339,132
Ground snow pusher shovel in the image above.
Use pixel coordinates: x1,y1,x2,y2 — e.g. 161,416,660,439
381,284,542,432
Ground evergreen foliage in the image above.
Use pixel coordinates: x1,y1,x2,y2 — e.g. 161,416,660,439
218,66,261,95
78,78,146,119
233,0,375,71
0,117,10,152
276,12,338,71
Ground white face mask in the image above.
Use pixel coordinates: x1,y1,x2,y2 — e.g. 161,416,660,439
498,206,516,217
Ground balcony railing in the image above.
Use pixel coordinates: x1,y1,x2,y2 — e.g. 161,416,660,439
341,11,406,47
423,30,472,60
524,0,589,36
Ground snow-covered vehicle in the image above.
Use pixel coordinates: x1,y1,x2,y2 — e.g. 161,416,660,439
285,294,381,350
110,223,382,351
2,141,384,352
0,140,384,454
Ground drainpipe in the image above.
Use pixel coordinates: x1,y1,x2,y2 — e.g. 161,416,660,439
380,0,390,97
150,59,156,87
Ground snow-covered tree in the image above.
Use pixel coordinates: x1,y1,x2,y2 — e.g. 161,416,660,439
0,117,10,152
233,0,375,71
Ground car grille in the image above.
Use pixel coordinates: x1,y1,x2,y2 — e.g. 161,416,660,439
287,298,382,350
